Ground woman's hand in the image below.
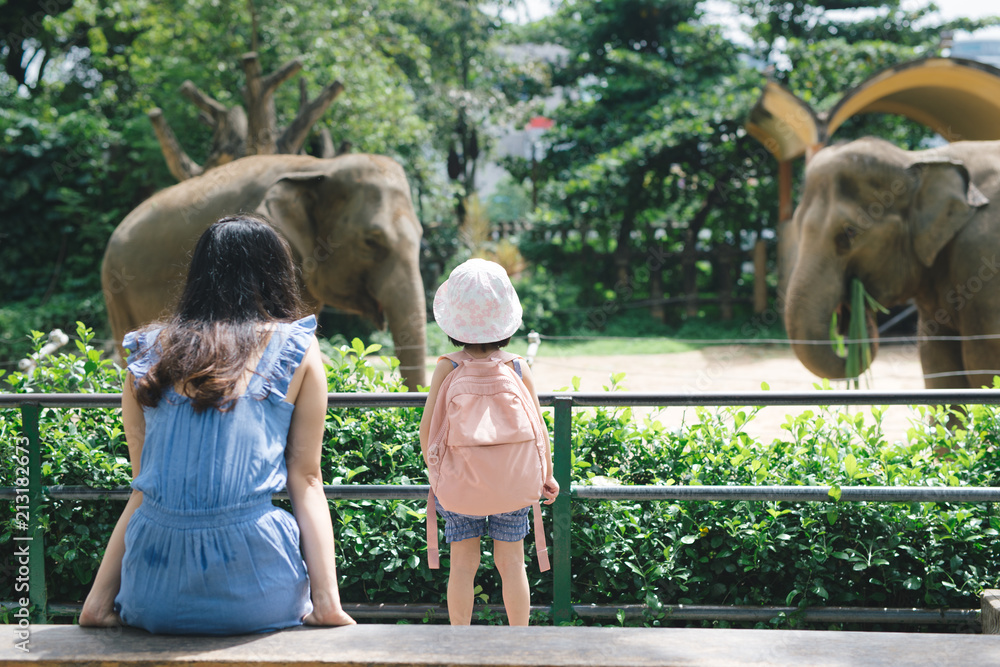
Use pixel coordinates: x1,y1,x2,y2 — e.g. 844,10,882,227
288,341,356,630
79,602,122,628
303,606,356,626
542,475,560,504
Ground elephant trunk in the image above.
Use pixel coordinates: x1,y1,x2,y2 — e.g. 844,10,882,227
785,307,848,380
784,261,879,380
374,263,427,391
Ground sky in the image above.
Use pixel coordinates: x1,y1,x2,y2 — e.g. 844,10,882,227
511,1,1000,39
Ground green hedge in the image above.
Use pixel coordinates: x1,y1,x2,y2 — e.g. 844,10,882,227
2,324,999,628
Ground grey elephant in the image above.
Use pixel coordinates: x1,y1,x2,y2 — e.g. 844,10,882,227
785,136,1000,389
102,153,426,390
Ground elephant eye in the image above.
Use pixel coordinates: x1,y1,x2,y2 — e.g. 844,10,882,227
835,226,856,252
363,233,388,259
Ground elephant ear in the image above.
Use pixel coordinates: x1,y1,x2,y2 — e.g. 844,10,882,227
907,158,989,268
255,171,329,258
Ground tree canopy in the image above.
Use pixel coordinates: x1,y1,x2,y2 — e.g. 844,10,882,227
499,0,996,327
2,0,998,362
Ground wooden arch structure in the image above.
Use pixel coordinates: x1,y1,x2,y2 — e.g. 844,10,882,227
744,57,1000,307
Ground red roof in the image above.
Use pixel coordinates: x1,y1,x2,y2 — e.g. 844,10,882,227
527,116,554,130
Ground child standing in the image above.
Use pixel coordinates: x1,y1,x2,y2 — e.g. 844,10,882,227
419,258,559,626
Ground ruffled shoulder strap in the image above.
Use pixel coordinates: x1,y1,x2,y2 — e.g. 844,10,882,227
438,350,522,373
438,350,472,368
258,315,318,400
122,327,163,381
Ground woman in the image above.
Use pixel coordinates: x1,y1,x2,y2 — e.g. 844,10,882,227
80,214,355,633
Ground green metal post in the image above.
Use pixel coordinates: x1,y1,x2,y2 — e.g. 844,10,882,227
551,397,573,624
22,404,48,623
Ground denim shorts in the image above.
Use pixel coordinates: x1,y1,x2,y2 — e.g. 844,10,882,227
434,497,530,543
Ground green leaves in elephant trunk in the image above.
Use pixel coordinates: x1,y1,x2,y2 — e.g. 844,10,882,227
830,279,888,388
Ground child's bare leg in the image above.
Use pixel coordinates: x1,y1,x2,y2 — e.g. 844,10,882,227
447,537,481,625
493,539,529,626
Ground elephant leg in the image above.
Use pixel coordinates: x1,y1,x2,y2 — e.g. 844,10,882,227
917,320,970,450
918,334,968,389
961,331,1000,390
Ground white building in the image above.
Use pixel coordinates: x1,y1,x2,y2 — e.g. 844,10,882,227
950,39,1000,68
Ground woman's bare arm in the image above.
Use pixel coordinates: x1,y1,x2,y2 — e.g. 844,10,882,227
285,339,355,626
79,371,145,626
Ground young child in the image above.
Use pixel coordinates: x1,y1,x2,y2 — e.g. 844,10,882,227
419,258,559,626
80,215,355,633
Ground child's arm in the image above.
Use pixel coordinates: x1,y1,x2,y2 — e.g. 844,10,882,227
286,339,355,627
519,362,560,504
80,371,145,627
418,359,458,454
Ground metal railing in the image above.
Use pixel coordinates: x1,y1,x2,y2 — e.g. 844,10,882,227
3,388,1000,627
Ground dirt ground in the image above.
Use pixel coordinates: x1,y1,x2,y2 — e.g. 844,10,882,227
519,342,929,443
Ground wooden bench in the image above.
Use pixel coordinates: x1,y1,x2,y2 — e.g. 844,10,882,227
985,590,1000,635
3,623,999,667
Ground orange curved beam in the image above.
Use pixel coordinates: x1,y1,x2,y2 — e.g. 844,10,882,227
745,57,1000,160
825,57,1000,142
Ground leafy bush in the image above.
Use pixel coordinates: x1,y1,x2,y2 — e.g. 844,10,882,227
558,376,1000,629
513,264,585,335
2,325,999,629
0,292,110,370
0,324,129,607
0,107,159,304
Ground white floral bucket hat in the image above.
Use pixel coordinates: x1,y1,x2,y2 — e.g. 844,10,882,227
433,258,523,344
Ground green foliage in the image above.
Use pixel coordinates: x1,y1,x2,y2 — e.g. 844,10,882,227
8,0,992,368
503,0,986,330
736,0,998,71
0,293,109,372
830,278,888,388
559,377,1000,628
513,265,586,335
0,107,154,304
485,177,532,224
3,325,999,629
1,0,517,359
517,0,774,301
0,323,128,603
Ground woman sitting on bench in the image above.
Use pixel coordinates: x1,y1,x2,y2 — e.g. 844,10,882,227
80,214,355,634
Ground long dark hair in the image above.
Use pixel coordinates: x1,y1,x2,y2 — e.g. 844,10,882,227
134,214,308,412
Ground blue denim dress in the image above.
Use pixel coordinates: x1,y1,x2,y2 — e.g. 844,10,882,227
115,316,317,635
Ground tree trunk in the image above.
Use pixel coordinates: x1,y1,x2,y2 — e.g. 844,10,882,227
278,78,345,155
718,243,734,321
753,238,768,313
150,49,343,181
148,108,204,181
615,195,639,288
682,229,698,318
650,258,665,323
242,52,301,155
147,82,249,181
776,159,795,314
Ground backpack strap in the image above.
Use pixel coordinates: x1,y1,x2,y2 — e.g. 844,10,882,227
532,501,551,571
427,488,441,569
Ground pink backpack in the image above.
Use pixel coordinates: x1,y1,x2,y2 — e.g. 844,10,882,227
424,350,551,571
